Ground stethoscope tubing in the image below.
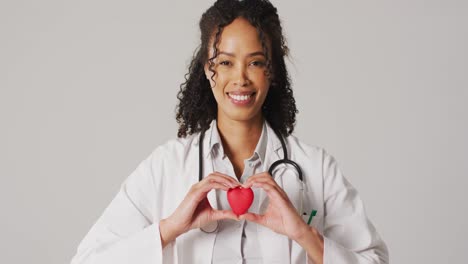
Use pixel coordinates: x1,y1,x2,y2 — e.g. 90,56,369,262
198,127,304,233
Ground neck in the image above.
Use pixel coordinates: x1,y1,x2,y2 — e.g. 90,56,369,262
216,114,263,160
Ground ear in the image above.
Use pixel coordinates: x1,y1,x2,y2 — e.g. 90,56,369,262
204,62,212,81
204,63,216,89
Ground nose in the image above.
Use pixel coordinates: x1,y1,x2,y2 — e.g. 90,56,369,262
233,65,250,87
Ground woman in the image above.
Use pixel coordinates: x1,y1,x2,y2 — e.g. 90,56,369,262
71,0,389,263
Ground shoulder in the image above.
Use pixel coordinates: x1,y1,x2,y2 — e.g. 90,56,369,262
285,134,346,188
285,134,328,161
284,134,341,170
147,133,199,162
131,133,200,187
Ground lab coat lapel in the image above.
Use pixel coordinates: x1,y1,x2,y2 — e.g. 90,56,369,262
257,121,283,214
205,121,220,211
184,121,218,264
256,122,291,263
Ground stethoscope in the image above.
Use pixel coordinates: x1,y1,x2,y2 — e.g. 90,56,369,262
198,127,304,233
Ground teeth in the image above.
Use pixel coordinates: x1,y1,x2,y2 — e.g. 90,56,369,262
229,93,253,101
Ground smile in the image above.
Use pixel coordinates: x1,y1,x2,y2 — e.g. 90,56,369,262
227,92,256,106
227,92,255,101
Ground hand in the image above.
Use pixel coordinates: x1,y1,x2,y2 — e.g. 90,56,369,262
164,172,240,239
239,172,310,241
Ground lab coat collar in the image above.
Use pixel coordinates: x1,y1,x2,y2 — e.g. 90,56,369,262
206,119,270,165
207,119,222,159
193,118,285,204
192,119,290,263
192,119,282,157
265,120,284,155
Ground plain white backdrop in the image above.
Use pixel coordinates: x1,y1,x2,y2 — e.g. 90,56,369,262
1,0,467,263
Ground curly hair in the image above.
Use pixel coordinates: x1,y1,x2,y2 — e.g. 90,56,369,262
176,0,298,138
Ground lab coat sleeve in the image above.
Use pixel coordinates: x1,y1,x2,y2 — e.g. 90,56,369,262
70,148,175,264
316,151,389,264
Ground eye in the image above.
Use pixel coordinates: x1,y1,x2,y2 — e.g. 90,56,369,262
219,60,232,66
250,61,265,67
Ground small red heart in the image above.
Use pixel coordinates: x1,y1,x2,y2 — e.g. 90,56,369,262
227,187,254,215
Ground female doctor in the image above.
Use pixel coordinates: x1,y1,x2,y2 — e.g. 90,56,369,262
71,0,389,263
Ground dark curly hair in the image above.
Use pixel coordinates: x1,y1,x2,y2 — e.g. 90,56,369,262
176,0,298,138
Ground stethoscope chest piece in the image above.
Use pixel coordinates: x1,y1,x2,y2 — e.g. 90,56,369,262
197,125,304,233
200,220,219,233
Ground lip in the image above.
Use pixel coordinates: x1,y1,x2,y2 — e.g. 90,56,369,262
227,92,255,106
227,91,256,96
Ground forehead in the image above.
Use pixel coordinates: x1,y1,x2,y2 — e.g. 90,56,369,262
209,17,266,56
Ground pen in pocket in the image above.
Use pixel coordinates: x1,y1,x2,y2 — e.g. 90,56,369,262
306,209,317,225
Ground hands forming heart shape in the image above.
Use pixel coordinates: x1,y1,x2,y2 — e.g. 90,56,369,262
227,186,254,215
163,172,317,250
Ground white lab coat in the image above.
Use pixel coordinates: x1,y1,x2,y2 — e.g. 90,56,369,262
70,121,389,264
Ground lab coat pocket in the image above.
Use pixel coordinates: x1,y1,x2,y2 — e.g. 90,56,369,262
302,213,321,228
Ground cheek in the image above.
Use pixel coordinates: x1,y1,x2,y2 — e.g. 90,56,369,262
251,68,269,83
208,76,228,101
254,74,270,92
209,73,228,90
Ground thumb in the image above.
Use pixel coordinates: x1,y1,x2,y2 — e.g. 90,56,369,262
239,212,263,224
212,209,240,221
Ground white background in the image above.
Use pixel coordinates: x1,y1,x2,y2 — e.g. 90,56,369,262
1,0,467,263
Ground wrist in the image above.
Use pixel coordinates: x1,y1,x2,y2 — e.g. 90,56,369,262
159,218,179,248
293,223,314,243
295,226,324,264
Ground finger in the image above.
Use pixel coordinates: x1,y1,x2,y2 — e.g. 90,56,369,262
209,171,235,178
212,209,240,221
197,178,235,193
239,212,264,225
205,172,240,188
251,173,277,185
250,182,288,203
190,182,230,204
245,171,271,182
243,172,274,187
199,182,231,193
245,177,285,196
241,181,252,189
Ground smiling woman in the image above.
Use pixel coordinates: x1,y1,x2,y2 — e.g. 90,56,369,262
204,17,271,136
175,0,297,140
70,1,389,263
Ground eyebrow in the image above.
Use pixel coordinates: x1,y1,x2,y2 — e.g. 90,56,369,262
218,51,265,57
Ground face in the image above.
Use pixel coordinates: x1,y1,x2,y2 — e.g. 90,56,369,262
204,17,271,124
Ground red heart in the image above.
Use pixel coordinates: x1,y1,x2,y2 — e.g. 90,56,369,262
227,187,254,215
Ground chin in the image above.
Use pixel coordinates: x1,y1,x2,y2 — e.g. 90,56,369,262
221,109,262,123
